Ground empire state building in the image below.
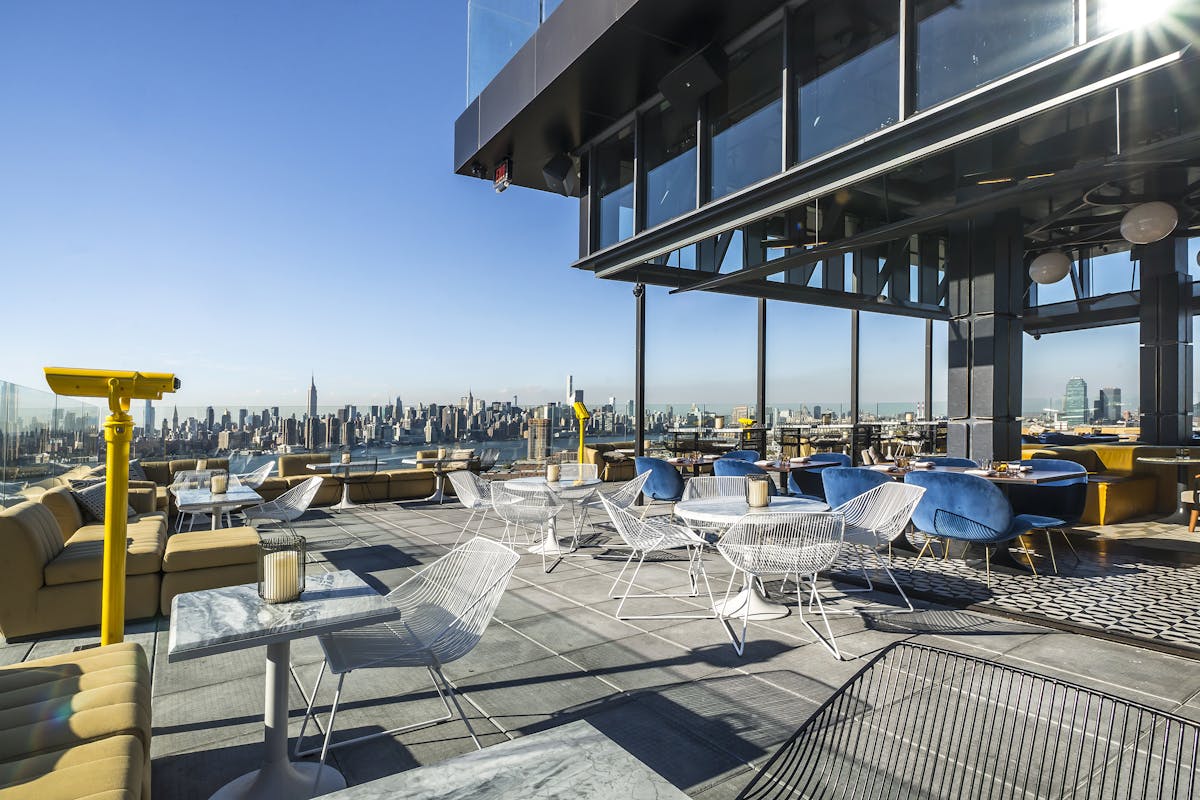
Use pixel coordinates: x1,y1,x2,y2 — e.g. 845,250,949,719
308,375,318,419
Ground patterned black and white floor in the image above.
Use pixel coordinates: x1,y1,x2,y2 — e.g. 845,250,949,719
825,532,1200,656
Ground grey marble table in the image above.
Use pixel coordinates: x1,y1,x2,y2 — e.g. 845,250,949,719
174,477,262,530
318,720,690,800
168,570,401,800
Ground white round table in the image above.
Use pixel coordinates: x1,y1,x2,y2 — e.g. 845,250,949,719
506,477,602,555
675,495,830,621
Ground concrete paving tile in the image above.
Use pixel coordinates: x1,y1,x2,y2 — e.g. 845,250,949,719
508,604,645,654
151,735,268,800
560,632,730,692
332,715,508,787
0,640,35,666
455,654,622,734
441,621,556,679
26,617,159,662
492,584,579,622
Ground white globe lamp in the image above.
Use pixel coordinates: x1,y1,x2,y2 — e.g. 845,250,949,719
1120,201,1178,245
1028,251,1072,284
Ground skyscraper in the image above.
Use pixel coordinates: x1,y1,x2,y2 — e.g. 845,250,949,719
1099,387,1122,423
308,375,318,419
144,400,154,439
1063,377,1089,426
528,417,551,460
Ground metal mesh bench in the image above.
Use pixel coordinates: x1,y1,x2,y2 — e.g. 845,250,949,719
736,643,1199,800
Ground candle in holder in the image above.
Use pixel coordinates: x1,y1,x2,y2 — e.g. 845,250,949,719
258,534,306,604
546,463,561,483
210,473,228,494
746,474,771,508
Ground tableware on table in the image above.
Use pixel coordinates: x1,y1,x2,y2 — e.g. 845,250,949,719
546,463,561,483
258,533,306,604
210,472,228,494
746,474,771,508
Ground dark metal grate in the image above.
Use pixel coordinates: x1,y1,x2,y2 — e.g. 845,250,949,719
736,642,1200,800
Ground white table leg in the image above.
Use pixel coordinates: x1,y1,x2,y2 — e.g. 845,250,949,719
211,508,220,531
528,515,568,555
210,641,345,799
330,479,358,511
714,580,790,621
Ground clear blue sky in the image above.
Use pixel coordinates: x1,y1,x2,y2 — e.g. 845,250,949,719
0,1,1177,413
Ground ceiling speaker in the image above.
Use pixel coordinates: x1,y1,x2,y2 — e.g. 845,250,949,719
542,153,577,197
658,44,726,109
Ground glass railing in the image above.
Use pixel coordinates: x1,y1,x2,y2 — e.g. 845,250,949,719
0,379,102,505
467,0,562,103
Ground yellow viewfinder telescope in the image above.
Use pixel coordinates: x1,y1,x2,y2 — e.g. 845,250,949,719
573,401,591,467
44,367,180,645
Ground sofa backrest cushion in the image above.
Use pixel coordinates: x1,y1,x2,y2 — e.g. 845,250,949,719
0,501,64,585
37,486,84,541
141,461,173,485
277,454,335,478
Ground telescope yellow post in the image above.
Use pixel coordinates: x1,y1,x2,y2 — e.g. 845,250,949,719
101,389,133,645
573,401,591,467
43,368,180,646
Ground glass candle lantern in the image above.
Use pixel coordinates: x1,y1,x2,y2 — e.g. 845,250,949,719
258,533,306,604
746,473,771,508
210,471,229,495
546,463,561,483
340,449,352,464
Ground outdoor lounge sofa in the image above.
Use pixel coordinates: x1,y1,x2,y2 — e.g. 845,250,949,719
0,485,258,640
0,642,152,799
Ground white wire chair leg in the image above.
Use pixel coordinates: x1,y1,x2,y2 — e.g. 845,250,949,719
609,545,715,620
294,662,466,765
718,569,753,657
798,576,842,660
453,507,480,548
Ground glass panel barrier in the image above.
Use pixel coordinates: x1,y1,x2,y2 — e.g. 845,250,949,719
0,380,102,506
467,0,539,102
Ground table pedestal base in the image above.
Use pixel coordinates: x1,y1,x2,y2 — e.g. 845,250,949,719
330,481,359,511
210,761,345,800
715,584,790,621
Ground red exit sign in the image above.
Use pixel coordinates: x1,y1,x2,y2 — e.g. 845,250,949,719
493,158,512,193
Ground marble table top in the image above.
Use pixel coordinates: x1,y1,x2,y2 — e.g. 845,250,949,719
317,720,690,800
674,495,829,525
174,482,262,509
168,570,400,662
507,476,601,499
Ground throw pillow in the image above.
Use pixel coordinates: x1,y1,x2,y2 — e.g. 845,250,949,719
195,459,208,470
128,459,148,481
71,481,136,522
89,464,107,478
69,477,106,490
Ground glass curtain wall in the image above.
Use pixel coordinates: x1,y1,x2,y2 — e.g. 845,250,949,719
914,0,1076,110
643,100,697,230
0,380,101,505
467,0,539,102
793,2,900,163
710,30,783,201
595,124,636,248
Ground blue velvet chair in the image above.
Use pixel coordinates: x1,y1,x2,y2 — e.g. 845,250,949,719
1007,458,1087,572
634,457,685,503
788,452,851,498
720,450,760,462
712,457,778,496
922,456,979,468
820,467,893,509
903,470,1056,586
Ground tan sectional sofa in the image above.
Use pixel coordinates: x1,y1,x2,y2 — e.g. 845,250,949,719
0,486,258,640
0,642,151,799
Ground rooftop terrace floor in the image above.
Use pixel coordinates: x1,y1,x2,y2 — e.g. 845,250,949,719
5,498,1200,798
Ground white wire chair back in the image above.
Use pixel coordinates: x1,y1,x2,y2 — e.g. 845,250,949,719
607,471,651,510
447,471,490,510
600,493,683,551
490,480,562,524
386,537,520,664
718,511,844,577
236,461,274,489
834,483,926,544
558,462,598,482
246,475,324,523
683,476,747,501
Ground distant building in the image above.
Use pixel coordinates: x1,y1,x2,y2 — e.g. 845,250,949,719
528,417,551,461
144,400,154,440
1099,387,1122,423
1063,378,1089,426
308,375,318,419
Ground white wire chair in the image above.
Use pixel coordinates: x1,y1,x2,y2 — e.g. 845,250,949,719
446,471,494,546
554,462,600,541
717,511,845,659
241,475,324,534
294,537,520,767
490,480,564,572
558,462,599,482
682,476,747,500
599,494,715,620
825,482,926,613
235,461,274,489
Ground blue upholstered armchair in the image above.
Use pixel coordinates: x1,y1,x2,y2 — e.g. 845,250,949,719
904,469,1053,586
720,450,760,462
712,457,778,495
1006,458,1088,572
921,456,979,468
820,467,893,509
634,457,685,503
788,452,851,498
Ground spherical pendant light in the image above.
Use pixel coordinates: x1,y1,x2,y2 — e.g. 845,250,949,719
1120,201,1178,245
1028,251,1072,284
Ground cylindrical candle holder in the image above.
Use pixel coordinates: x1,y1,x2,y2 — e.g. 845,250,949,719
746,474,771,508
258,533,306,604
210,472,229,495
341,450,352,464
546,463,561,484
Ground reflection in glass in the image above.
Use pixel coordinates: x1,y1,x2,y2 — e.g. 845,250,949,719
643,101,697,229
710,32,783,200
467,0,540,102
794,3,899,162
915,0,1074,110
0,380,102,506
595,125,635,248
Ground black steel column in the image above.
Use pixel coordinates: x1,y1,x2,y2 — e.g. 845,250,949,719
757,298,767,424
850,310,860,464
634,283,646,457
946,209,1024,462
1139,235,1192,444
924,318,933,421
